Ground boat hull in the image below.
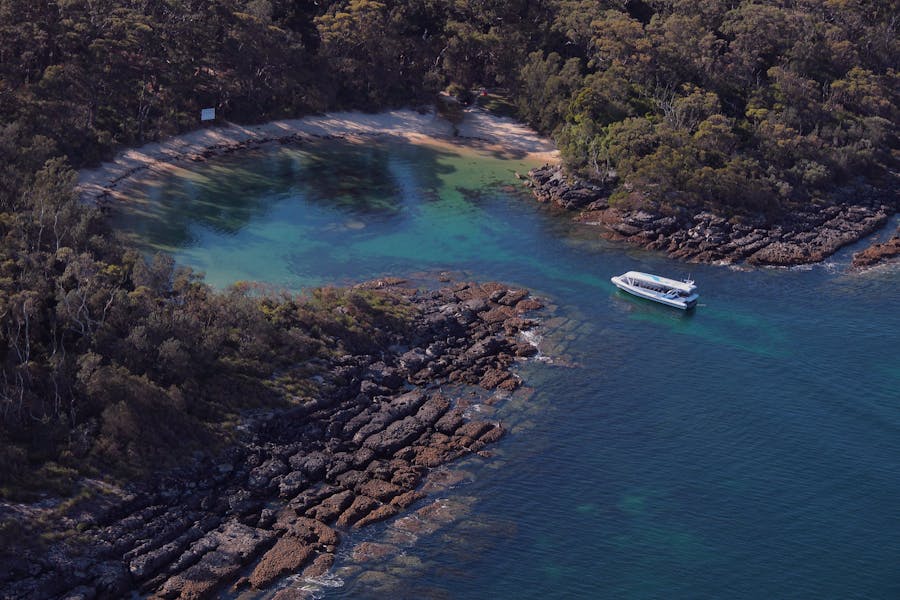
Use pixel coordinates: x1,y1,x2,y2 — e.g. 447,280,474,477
611,276,699,310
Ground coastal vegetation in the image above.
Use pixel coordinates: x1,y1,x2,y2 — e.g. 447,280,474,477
2,1,896,210
0,0,897,496
519,1,898,216
0,173,417,495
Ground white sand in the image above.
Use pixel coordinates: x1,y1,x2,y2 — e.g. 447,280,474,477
77,107,559,203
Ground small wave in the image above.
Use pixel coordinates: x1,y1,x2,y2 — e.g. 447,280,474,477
789,263,814,271
518,328,553,363
787,260,845,274
727,264,752,272
519,329,542,347
303,573,346,589
462,404,486,420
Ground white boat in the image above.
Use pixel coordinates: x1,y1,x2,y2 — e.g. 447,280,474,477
611,271,699,309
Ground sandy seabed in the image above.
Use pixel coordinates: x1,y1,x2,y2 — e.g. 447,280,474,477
77,107,559,203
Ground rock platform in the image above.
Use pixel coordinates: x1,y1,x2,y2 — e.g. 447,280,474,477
851,229,900,270
525,165,897,266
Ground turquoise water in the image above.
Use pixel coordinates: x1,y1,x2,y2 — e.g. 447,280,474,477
112,139,900,599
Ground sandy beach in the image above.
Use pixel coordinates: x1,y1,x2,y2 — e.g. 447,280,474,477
77,107,559,203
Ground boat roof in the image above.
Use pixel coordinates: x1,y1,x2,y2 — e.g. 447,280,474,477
618,271,697,293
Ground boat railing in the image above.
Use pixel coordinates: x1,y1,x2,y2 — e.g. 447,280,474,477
619,275,693,297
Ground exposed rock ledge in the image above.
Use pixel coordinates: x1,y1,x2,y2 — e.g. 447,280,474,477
851,230,900,270
0,279,547,600
525,165,897,266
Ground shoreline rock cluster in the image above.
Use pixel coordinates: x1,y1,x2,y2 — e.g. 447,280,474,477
0,280,545,600
525,165,898,267
851,229,900,270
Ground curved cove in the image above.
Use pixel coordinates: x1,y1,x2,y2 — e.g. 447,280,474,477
111,138,900,599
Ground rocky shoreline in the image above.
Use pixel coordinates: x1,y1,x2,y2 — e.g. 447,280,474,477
0,279,548,600
525,165,898,267
851,229,900,270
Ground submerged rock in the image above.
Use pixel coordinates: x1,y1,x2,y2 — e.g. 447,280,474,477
351,542,399,563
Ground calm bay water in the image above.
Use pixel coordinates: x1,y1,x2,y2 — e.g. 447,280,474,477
111,139,900,599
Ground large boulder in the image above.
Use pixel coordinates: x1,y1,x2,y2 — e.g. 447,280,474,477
852,233,900,269
157,521,275,599
363,416,428,456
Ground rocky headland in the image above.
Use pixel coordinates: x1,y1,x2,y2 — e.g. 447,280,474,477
525,165,898,267
0,279,549,600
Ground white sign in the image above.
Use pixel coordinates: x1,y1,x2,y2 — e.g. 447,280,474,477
201,108,216,121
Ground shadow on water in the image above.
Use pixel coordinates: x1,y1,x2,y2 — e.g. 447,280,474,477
111,152,299,250
290,141,453,213
110,139,460,253
610,289,698,321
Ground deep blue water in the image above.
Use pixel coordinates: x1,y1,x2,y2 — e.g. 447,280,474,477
112,140,900,599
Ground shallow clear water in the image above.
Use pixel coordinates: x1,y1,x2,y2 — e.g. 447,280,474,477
112,139,900,599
